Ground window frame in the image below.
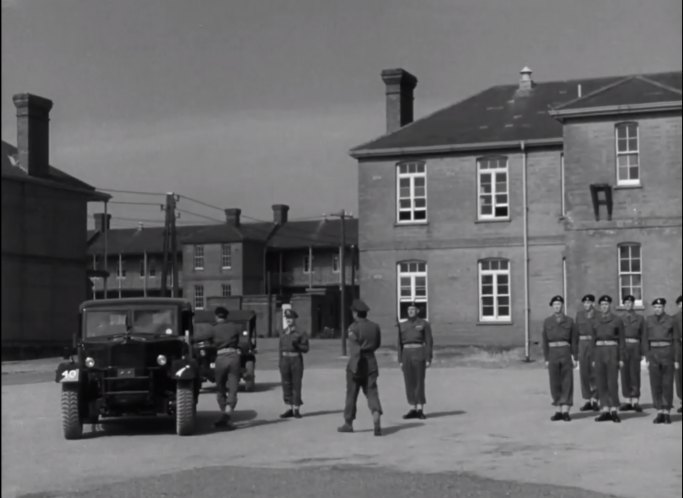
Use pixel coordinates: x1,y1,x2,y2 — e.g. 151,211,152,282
193,245,205,271
478,258,512,322
615,122,640,187
477,156,510,221
193,284,205,310
221,244,232,269
396,260,428,320
221,283,232,298
396,161,428,224
617,243,643,307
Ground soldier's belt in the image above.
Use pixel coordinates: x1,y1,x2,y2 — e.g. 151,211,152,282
217,347,240,355
548,341,570,347
281,351,301,357
650,341,672,347
595,340,618,346
625,338,640,344
403,343,424,349
579,335,593,341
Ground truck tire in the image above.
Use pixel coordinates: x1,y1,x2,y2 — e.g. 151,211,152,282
244,360,256,392
176,381,195,436
61,385,83,440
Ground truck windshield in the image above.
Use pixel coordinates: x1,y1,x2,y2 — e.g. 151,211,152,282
84,308,177,338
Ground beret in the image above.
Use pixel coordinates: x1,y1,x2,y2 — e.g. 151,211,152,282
549,295,564,305
598,295,612,304
651,298,666,306
284,308,299,319
582,294,596,303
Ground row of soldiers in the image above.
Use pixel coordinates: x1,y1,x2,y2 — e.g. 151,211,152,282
542,294,683,424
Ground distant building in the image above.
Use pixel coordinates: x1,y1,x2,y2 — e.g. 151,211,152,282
2,94,109,358
350,67,681,347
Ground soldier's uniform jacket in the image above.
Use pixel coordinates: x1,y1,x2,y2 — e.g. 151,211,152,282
208,321,242,350
575,309,596,338
398,318,434,362
279,327,310,354
675,311,682,364
592,312,626,360
542,314,578,361
347,318,381,377
643,314,675,354
621,311,645,342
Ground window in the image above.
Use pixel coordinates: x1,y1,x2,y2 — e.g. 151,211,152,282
139,258,157,278
615,123,639,186
478,259,511,321
477,156,509,220
397,261,428,319
618,243,642,306
193,245,204,270
221,284,232,297
221,244,232,269
397,162,427,223
303,254,313,274
332,254,340,273
193,285,205,310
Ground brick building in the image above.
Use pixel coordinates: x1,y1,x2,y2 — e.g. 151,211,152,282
2,94,109,358
350,68,681,349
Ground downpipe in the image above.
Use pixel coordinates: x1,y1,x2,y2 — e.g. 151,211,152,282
521,140,531,362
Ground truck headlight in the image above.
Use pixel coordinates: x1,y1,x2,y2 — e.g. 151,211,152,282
157,354,167,366
85,357,95,368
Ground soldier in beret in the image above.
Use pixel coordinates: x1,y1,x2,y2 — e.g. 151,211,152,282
542,295,578,421
398,302,434,419
278,308,309,419
209,306,243,429
643,298,675,424
674,295,682,414
576,294,599,412
592,295,625,423
619,295,645,412
337,299,383,436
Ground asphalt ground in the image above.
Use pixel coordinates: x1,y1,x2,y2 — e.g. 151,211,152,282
2,342,681,498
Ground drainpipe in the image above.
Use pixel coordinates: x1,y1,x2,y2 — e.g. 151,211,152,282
521,140,530,362
103,200,109,299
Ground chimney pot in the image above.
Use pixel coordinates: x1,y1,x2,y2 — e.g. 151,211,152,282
381,68,418,133
518,66,534,92
225,208,242,227
272,204,289,226
93,213,111,232
13,93,54,178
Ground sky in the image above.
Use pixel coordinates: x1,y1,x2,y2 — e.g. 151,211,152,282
2,0,681,229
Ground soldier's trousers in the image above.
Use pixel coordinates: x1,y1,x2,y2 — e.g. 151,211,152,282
620,342,642,399
676,357,682,402
648,346,674,410
343,369,383,422
578,339,597,400
279,354,304,406
401,347,427,405
594,345,620,408
215,352,241,411
547,347,573,406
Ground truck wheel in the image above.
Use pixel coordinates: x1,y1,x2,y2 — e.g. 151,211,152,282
176,381,196,436
61,385,83,440
244,361,256,392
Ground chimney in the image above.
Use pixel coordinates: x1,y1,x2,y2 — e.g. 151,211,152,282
518,66,534,92
225,208,241,227
12,93,54,178
93,213,111,233
272,204,289,226
381,68,418,133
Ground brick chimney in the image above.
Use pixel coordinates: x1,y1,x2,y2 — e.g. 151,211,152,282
272,204,289,226
381,68,418,134
225,208,241,227
93,213,111,232
518,66,534,92
12,93,54,178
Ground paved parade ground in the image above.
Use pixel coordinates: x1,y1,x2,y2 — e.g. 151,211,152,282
2,345,681,498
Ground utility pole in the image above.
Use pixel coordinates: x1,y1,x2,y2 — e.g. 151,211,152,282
326,210,349,356
170,195,179,298
160,192,177,297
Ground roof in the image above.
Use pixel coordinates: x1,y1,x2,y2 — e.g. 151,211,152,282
1,140,109,200
350,71,682,157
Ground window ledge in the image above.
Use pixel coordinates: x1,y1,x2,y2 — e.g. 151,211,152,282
395,221,429,227
476,321,513,326
475,218,511,224
614,184,642,190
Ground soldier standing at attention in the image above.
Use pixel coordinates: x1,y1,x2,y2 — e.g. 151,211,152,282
619,295,645,412
337,299,383,436
576,294,599,412
592,295,625,423
542,295,578,421
278,308,309,419
674,295,682,414
644,298,676,424
398,302,434,419
209,307,243,429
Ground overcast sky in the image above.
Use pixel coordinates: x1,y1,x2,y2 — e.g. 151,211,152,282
2,0,681,228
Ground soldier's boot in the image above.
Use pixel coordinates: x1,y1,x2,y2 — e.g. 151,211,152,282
618,403,633,411
610,411,621,423
293,408,302,419
653,413,665,424
663,414,672,424
595,411,612,422
402,409,418,419
562,412,571,422
372,411,382,437
633,402,643,413
550,412,563,422
579,401,593,412
337,420,354,433
678,406,682,414
280,409,294,419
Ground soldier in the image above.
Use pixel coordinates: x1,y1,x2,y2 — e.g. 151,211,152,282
208,307,242,429
592,295,625,423
674,295,682,414
575,294,599,411
644,298,676,424
542,295,578,421
337,299,383,436
278,308,309,419
398,301,434,419
619,295,645,412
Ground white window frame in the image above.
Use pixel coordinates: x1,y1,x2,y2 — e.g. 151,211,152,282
478,259,511,322
221,244,232,269
193,245,205,270
615,122,640,186
396,162,427,224
221,283,232,298
618,243,643,307
477,156,510,221
194,285,205,310
397,261,428,320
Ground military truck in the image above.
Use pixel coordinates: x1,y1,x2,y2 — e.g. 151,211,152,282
55,298,201,439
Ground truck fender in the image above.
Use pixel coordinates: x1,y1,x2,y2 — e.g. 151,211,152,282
170,359,198,381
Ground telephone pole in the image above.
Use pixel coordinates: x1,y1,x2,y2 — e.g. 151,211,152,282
327,210,349,356
160,192,178,297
